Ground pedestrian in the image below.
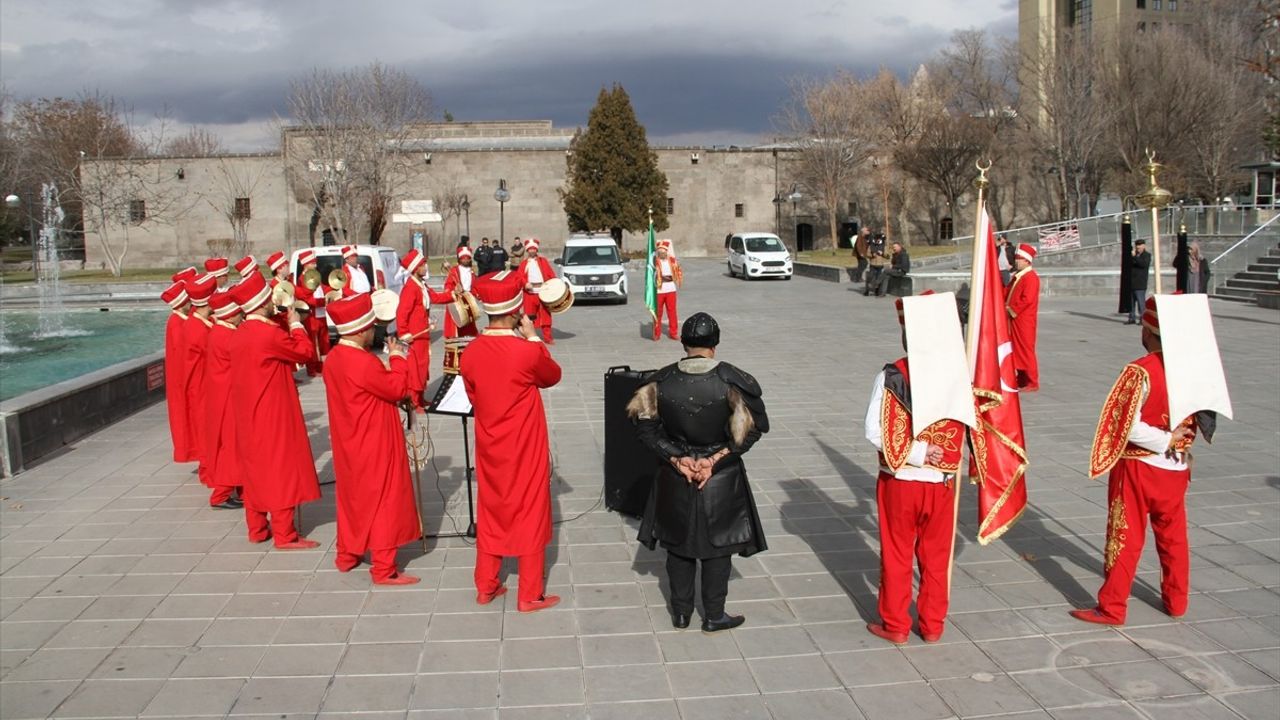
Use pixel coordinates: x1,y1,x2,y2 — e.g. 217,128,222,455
875,241,911,297
489,238,509,274
629,312,769,633
1006,244,1041,391
853,228,870,283
864,232,887,296
475,237,494,275
652,239,683,341
1127,239,1151,324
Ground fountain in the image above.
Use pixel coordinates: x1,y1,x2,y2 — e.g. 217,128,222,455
32,182,83,339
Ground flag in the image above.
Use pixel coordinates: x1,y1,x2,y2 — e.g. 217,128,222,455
966,207,1029,545
644,218,658,322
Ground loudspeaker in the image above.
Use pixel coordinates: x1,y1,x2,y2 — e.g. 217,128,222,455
603,366,658,518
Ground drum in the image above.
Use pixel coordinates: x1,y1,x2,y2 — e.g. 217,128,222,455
442,336,473,375
447,292,482,327
370,288,398,323
537,278,574,314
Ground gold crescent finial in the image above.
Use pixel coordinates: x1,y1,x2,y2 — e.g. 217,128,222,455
976,159,992,173
974,159,992,190
1145,147,1157,164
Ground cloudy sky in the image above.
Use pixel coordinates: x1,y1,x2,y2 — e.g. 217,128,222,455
1,0,1017,151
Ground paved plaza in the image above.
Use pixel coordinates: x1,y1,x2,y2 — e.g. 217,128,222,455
1,260,1278,719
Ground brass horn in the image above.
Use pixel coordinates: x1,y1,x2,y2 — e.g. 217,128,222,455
301,267,322,291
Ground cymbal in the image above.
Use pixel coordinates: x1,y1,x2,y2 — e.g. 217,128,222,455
328,268,349,290
301,267,323,291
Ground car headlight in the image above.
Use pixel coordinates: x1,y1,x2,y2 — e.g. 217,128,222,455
611,273,623,283
747,255,760,262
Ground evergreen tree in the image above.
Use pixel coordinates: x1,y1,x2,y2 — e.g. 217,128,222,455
560,85,669,248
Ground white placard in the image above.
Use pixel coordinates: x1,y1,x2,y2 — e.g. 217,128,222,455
1156,293,1233,424
904,292,977,432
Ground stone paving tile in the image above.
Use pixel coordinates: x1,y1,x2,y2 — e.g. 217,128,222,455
2,263,1278,717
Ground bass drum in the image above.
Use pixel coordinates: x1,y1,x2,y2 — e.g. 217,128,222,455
370,288,399,324
447,292,482,328
537,278,574,314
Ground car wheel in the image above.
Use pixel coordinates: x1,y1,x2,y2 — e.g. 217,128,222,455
784,274,792,281
619,295,628,305
727,261,735,278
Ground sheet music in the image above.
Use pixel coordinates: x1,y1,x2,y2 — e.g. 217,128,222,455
427,374,473,416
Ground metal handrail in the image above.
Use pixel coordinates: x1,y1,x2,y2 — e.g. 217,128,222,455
1210,212,1280,265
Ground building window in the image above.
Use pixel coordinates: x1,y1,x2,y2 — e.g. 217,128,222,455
847,202,857,216
1169,0,1176,9
666,197,674,215
233,197,251,220
1070,0,1092,25
1153,0,1161,9
734,203,744,218
129,200,147,223
1137,0,1145,7
1137,20,1146,32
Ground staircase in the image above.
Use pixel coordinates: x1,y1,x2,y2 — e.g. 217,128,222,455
1213,243,1280,304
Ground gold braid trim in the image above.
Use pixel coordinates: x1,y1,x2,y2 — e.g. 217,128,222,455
881,387,912,472
974,415,1030,545
1104,492,1129,572
1089,364,1148,479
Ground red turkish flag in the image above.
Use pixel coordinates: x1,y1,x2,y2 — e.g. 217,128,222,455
966,208,1029,544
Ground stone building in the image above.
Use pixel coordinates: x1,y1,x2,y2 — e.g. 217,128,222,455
83,121,808,269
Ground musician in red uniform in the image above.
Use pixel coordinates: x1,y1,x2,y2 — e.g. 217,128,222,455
428,246,480,338
1005,243,1041,391
323,294,422,585
460,270,563,612
519,238,557,344
341,245,371,297
1071,297,1213,625
295,250,329,377
161,277,195,463
394,249,436,411
203,292,245,509
205,257,230,289
228,272,321,549
266,251,290,285
182,274,217,487
652,239,683,341
233,255,258,285
864,294,966,644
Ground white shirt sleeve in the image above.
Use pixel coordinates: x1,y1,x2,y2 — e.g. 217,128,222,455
350,266,371,293
865,370,932,470
1128,377,1173,454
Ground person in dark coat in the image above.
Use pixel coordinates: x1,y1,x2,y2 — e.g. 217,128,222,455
864,233,888,296
629,312,769,633
489,240,509,275
474,237,494,275
875,242,911,297
1127,239,1152,324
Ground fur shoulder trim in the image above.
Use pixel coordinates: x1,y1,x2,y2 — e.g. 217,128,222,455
728,386,755,448
626,383,658,420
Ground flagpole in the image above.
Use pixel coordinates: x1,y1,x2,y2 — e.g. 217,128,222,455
966,160,991,368
1135,149,1172,295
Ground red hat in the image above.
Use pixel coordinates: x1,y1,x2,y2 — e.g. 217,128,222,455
656,238,672,250
267,251,288,273
209,291,240,320
328,293,376,336
341,245,357,259
230,269,271,313
1015,244,1037,263
172,266,198,283
185,273,217,306
472,270,523,316
204,257,229,277
895,289,935,326
160,281,189,309
523,237,540,252
457,245,473,260
298,249,317,266
401,249,426,274
233,255,257,276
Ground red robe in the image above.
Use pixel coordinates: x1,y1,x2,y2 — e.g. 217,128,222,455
203,321,241,493
230,316,321,513
297,280,329,373
395,276,432,403
1006,268,1041,390
183,313,214,485
520,256,557,334
165,310,195,462
459,330,562,555
323,342,420,555
427,265,479,338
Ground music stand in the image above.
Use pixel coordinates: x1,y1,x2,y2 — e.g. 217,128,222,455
418,373,477,539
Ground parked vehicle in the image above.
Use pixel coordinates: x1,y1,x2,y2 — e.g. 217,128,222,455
727,233,793,280
289,244,405,342
555,234,628,303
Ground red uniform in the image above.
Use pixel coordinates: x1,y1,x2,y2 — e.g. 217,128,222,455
460,329,562,602
182,313,214,486
395,275,432,408
652,252,683,340
165,309,195,462
427,265,480,338
520,256,557,342
1085,351,1198,623
298,284,329,376
203,320,241,505
230,315,320,545
866,358,964,641
323,341,421,581
1005,267,1041,390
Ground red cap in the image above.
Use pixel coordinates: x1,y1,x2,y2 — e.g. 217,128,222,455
210,291,240,320
267,251,288,272
523,237,540,252
328,293,376,336
233,255,256,276
401,249,426,274
457,246,473,260
895,289,935,326
172,266,198,283
1140,292,1182,335
160,281,189,309
204,257,229,277
341,245,357,259
473,270,523,316
230,269,271,313
298,249,317,266
185,273,217,306
1015,244,1037,263
656,239,672,250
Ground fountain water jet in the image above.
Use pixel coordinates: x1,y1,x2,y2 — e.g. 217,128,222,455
33,182,85,340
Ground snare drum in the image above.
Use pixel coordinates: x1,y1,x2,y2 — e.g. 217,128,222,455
370,288,398,324
442,336,473,375
536,278,574,314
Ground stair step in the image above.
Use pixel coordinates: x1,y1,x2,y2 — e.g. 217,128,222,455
1210,293,1254,303
1215,286,1258,299
1257,256,1280,265
1239,269,1279,280
1225,279,1280,291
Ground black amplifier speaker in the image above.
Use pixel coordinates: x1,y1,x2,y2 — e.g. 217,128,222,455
603,365,658,518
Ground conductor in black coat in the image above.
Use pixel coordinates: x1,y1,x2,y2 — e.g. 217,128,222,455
628,312,769,633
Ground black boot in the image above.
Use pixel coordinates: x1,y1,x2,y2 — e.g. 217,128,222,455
701,613,745,634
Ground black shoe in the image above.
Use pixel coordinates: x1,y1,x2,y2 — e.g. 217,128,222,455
1125,319,1136,325
672,612,691,629
701,613,745,634
211,497,244,510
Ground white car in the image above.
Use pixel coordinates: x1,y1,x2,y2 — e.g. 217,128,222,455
556,235,628,304
289,244,405,337
727,233,793,280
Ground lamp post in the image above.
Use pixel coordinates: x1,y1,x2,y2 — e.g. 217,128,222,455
494,180,510,247
461,195,470,241
1134,149,1172,294
5,193,37,276
772,194,783,238
787,185,802,252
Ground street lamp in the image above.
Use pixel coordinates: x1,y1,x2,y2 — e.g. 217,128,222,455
772,194,784,238
461,195,471,241
494,180,510,247
787,185,802,251
4,194,37,274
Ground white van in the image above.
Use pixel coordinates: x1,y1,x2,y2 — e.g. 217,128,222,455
727,233,793,280
289,244,405,337
556,235,628,304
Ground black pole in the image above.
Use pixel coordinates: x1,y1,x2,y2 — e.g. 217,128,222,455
1119,215,1133,315
1174,226,1190,293
499,203,505,248
462,415,477,538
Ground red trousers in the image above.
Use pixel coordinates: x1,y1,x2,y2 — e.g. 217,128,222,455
406,340,430,409
337,547,401,582
304,314,329,376
209,484,238,506
1094,460,1190,622
522,292,553,342
876,473,957,637
475,549,545,603
245,506,300,547
654,292,678,338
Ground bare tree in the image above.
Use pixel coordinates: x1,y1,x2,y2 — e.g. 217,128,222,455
164,126,224,157
431,182,465,255
203,158,269,257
